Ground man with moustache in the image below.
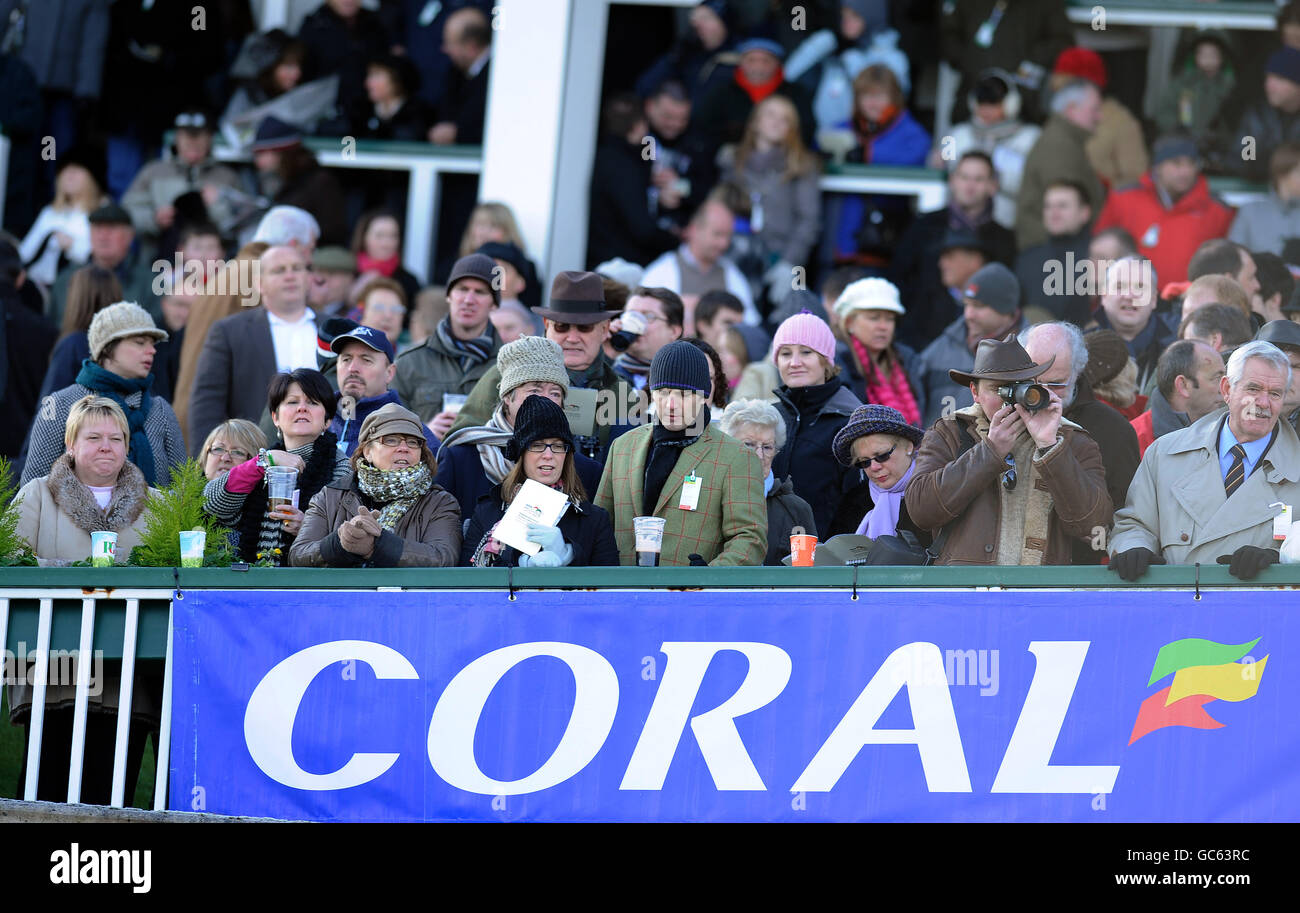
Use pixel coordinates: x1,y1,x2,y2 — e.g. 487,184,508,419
1111,341,1300,580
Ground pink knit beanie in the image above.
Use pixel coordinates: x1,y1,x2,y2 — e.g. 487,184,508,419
771,311,836,364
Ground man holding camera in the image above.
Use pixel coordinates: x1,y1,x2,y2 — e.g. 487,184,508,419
905,335,1113,565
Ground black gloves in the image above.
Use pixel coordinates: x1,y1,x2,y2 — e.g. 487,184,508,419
688,554,708,567
1217,545,1280,580
1109,547,1166,581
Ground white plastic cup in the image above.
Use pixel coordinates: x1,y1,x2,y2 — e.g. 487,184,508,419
90,531,118,567
179,530,206,568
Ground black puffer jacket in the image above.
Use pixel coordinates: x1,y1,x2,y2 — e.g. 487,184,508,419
461,484,620,567
771,380,863,537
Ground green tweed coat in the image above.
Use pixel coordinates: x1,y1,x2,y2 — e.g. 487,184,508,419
594,422,767,566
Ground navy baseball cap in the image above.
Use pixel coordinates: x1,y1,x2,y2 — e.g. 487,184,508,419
330,324,396,362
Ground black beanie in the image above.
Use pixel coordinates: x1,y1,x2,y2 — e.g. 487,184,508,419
505,395,575,462
649,340,711,394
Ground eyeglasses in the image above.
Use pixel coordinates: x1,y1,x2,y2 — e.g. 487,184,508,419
175,112,209,129
209,446,251,461
853,444,897,469
526,441,571,454
549,322,602,334
378,435,423,449
1001,454,1017,491
366,302,406,316
742,440,778,457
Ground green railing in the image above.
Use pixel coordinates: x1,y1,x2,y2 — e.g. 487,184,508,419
4,564,1299,660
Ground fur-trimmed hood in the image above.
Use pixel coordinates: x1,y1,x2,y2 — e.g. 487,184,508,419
46,453,149,534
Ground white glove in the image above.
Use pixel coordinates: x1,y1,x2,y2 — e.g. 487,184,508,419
518,523,574,568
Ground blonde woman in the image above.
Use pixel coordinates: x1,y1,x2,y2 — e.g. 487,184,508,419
721,95,822,300
457,201,526,257
11,397,162,802
454,202,541,308
14,395,156,564
198,418,268,481
20,161,102,287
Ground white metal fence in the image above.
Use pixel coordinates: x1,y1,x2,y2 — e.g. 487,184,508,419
0,589,173,810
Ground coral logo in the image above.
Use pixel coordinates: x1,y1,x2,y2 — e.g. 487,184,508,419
1129,637,1268,745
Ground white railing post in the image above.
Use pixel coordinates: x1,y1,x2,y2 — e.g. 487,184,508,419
153,602,175,811
22,597,53,801
66,596,97,803
109,597,141,808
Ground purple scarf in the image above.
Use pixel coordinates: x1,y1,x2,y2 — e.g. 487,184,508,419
856,459,916,539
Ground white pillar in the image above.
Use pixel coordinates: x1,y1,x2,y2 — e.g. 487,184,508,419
479,0,609,303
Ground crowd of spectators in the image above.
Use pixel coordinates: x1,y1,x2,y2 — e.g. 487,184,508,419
10,0,1300,803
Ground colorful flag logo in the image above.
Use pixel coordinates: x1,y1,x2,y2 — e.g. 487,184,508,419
1129,637,1268,745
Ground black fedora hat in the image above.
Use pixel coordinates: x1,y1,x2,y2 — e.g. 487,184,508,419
1256,318,1300,350
535,270,623,324
949,334,1055,387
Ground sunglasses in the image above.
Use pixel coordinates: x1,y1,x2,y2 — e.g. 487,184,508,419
549,322,602,334
853,444,896,470
1001,454,1017,491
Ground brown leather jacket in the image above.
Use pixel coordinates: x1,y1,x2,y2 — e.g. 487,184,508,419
904,409,1113,566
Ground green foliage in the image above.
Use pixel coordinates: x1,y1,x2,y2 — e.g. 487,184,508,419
0,456,36,566
128,459,234,567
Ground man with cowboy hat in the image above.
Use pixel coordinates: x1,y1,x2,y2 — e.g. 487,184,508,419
905,334,1113,565
444,271,642,462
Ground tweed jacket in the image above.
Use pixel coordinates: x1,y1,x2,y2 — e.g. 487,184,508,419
1111,411,1300,565
594,422,767,566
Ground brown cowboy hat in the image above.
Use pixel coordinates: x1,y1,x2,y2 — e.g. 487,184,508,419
534,270,623,324
949,335,1055,387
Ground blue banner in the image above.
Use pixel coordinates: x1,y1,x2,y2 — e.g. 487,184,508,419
169,588,1298,822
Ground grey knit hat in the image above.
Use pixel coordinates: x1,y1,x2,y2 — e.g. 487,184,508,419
496,335,570,399
88,301,168,361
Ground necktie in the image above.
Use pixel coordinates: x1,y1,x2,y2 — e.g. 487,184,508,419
1224,444,1247,498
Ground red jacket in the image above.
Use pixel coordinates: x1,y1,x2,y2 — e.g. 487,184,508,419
1093,173,1235,286
1130,409,1155,457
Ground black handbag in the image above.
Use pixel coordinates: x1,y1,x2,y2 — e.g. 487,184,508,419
865,529,935,566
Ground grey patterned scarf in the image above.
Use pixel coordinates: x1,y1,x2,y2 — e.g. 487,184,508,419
355,460,434,530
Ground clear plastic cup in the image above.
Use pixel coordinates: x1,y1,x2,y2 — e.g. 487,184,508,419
266,466,299,513
633,516,666,566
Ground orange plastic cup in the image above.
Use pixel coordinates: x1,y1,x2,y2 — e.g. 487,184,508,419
790,534,817,566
